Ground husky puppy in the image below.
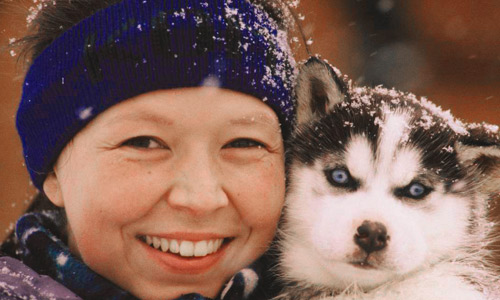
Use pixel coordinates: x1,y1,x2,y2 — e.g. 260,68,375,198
276,57,500,300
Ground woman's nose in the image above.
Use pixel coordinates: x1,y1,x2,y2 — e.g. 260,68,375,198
166,153,228,215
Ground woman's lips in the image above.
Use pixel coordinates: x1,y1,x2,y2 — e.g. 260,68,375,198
138,234,232,274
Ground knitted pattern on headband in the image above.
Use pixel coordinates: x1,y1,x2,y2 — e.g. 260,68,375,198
16,0,296,190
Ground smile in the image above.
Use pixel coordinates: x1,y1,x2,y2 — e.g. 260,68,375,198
141,235,226,258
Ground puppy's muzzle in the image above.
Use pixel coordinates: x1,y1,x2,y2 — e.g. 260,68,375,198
354,220,390,254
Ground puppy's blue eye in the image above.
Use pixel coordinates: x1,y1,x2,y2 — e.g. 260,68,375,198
324,167,359,190
395,181,432,200
332,169,349,184
409,183,425,197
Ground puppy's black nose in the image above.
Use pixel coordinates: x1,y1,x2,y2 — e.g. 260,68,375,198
354,220,389,254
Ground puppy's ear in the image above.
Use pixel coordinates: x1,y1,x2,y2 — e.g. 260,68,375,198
295,57,346,125
456,124,500,198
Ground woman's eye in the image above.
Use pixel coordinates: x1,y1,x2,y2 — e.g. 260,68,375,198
121,136,164,149
224,139,264,149
324,167,359,190
396,181,432,200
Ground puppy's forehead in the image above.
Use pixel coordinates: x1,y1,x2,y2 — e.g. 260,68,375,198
389,147,421,186
290,90,464,184
376,110,411,170
345,136,374,183
345,111,421,186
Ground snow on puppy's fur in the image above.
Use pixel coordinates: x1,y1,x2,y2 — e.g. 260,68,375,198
276,57,500,300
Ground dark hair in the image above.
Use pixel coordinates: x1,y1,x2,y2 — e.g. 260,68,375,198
19,0,290,64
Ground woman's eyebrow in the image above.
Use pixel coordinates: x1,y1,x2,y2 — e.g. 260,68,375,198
229,114,279,127
105,112,174,127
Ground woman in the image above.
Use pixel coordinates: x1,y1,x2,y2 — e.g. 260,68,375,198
0,0,297,299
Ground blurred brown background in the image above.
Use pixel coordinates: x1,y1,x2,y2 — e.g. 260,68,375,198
0,0,499,246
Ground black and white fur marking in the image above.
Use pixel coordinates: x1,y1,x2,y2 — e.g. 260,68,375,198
277,57,500,300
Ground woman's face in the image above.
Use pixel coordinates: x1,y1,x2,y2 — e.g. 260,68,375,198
44,88,285,299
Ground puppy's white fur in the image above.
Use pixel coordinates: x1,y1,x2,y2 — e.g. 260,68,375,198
276,58,500,300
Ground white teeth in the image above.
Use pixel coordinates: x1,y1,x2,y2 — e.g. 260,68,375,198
180,241,194,257
194,240,208,257
160,238,169,252
170,239,180,254
207,240,214,254
152,236,161,249
144,235,225,257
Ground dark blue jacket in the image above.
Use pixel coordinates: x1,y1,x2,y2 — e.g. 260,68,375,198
0,256,80,299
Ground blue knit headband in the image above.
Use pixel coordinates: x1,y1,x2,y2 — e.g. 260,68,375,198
16,0,296,190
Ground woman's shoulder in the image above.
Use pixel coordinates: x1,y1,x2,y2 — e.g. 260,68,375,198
0,255,81,300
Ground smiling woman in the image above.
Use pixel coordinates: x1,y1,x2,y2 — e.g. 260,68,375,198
43,88,285,299
0,0,296,299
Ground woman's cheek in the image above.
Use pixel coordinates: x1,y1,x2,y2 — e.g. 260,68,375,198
90,159,163,221
232,155,285,227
